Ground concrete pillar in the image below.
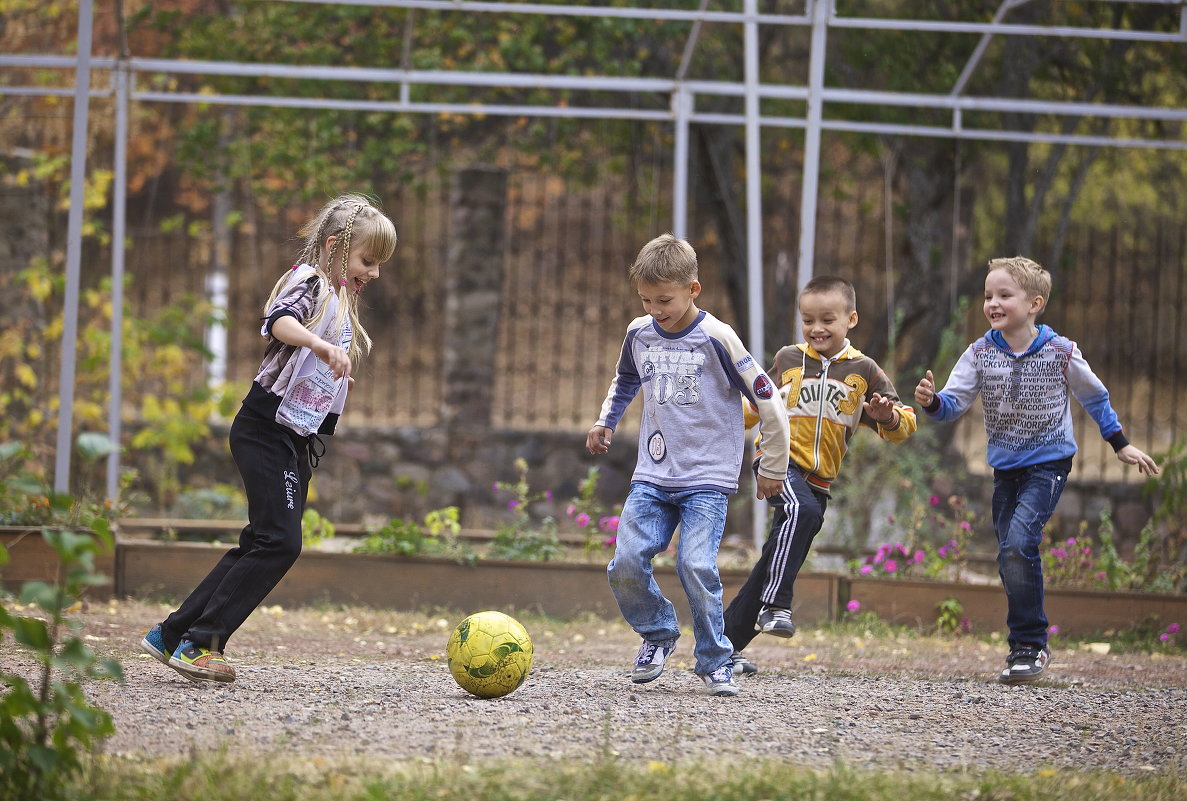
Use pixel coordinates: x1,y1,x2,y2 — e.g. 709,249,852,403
442,167,508,429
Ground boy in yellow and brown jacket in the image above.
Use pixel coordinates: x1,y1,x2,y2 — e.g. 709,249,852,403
726,276,916,673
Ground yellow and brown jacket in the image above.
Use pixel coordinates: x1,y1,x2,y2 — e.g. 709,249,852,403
744,342,916,495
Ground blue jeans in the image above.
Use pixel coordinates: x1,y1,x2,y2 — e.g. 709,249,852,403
991,458,1070,650
607,482,732,675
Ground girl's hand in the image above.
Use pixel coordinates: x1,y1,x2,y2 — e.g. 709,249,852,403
313,340,352,380
1117,444,1160,476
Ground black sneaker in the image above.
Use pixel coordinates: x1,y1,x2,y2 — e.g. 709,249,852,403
755,605,796,638
999,644,1051,685
730,651,758,675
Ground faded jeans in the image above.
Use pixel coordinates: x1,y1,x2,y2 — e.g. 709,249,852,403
992,458,1070,650
607,482,732,676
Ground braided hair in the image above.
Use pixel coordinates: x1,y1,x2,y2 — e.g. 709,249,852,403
263,194,398,364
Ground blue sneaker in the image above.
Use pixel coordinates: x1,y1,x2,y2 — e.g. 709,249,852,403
140,623,199,682
631,641,675,683
700,662,739,697
139,623,171,665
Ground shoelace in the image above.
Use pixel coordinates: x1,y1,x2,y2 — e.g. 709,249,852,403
635,643,661,666
767,608,792,624
707,664,733,682
1007,647,1042,664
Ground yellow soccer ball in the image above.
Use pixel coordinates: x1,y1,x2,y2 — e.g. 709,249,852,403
446,610,534,698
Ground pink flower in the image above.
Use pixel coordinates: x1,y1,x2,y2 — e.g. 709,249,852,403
1048,625,1060,635
883,560,898,573
929,495,940,506
575,513,590,528
913,550,925,563
566,504,577,516
846,600,861,612
1160,633,1171,642
544,490,553,501
491,482,500,492
937,546,949,559
1095,572,1107,580
1167,623,1181,634
860,564,873,575
960,521,972,531
507,500,518,510
603,535,617,548
599,516,620,532
1066,538,1077,546
887,515,895,524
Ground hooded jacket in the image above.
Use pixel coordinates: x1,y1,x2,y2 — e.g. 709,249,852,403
923,325,1129,470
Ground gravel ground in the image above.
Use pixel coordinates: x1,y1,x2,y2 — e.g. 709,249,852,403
3,598,1185,777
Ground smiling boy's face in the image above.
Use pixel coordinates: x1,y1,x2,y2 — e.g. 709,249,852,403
799,288,857,359
637,279,701,333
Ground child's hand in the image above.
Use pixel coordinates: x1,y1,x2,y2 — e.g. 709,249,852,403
1117,444,1160,476
587,425,612,455
755,474,782,500
864,393,897,426
313,340,352,380
914,369,936,407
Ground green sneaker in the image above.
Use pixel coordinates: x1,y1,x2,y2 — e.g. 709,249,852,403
169,640,236,683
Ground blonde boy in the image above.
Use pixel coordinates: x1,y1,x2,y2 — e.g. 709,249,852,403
916,256,1158,683
587,234,789,696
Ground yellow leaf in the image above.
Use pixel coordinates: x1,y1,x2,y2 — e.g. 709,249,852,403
802,653,818,662
15,363,36,389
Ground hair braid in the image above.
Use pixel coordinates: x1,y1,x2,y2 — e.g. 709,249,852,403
338,203,363,287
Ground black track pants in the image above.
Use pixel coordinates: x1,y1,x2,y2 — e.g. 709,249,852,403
161,407,310,653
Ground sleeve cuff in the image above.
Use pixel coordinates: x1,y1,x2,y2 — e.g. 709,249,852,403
1106,430,1130,452
924,395,942,414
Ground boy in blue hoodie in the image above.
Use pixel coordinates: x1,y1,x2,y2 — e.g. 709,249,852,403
915,256,1159,684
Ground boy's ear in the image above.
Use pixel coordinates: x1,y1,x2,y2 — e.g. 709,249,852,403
689,279,702,299
847,309,859,330
1030,294,1046,315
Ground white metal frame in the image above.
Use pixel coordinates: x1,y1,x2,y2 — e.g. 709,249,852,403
4,1,1184,543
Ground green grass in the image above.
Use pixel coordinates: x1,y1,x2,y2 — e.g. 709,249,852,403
82,755,1185,801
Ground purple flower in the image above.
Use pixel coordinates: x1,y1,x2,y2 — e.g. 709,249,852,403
1095,572,1107,580
884,560,898,573
847,600,861,612
1066,537,1077,546
1160,633,1171,642
860,564,873,575
937,547,949,559
507,500,518,510
1051,548,1067,560
960,521,972,531
929,495,940,506
913,550,925,563
1048,624,1060,635
1167,623,1181,634
575,512,590,528
544,490,553,501
492,482,500,492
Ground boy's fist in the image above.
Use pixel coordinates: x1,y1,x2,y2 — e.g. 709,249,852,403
914,369,936,407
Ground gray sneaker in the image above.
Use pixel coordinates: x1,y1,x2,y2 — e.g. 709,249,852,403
631,641,675,683
700,662,739,696
730,650,758,675
756,605,796,638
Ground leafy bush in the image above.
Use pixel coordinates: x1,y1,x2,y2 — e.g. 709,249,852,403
1042,509,1186,593
354,507,473,563
565,467,621,556
0,520,123,801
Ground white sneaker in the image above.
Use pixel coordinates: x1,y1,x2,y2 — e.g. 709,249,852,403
631,641,675,683
700,662,739,696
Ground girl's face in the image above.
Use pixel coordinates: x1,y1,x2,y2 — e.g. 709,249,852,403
799,289,857,359
637,278,701,333
325,235,382,295
983,268,1042,336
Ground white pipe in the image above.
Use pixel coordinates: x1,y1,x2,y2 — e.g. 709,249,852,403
106,62,128,501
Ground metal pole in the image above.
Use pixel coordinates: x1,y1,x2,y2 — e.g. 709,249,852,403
743,0,767,549
54,0,95,494
672,88,691,238
797,0,829,295
107,61,128,500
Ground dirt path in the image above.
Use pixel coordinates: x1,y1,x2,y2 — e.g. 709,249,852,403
3,599,1185,776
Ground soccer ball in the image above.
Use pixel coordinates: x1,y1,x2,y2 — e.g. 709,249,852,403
446,610,534,698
